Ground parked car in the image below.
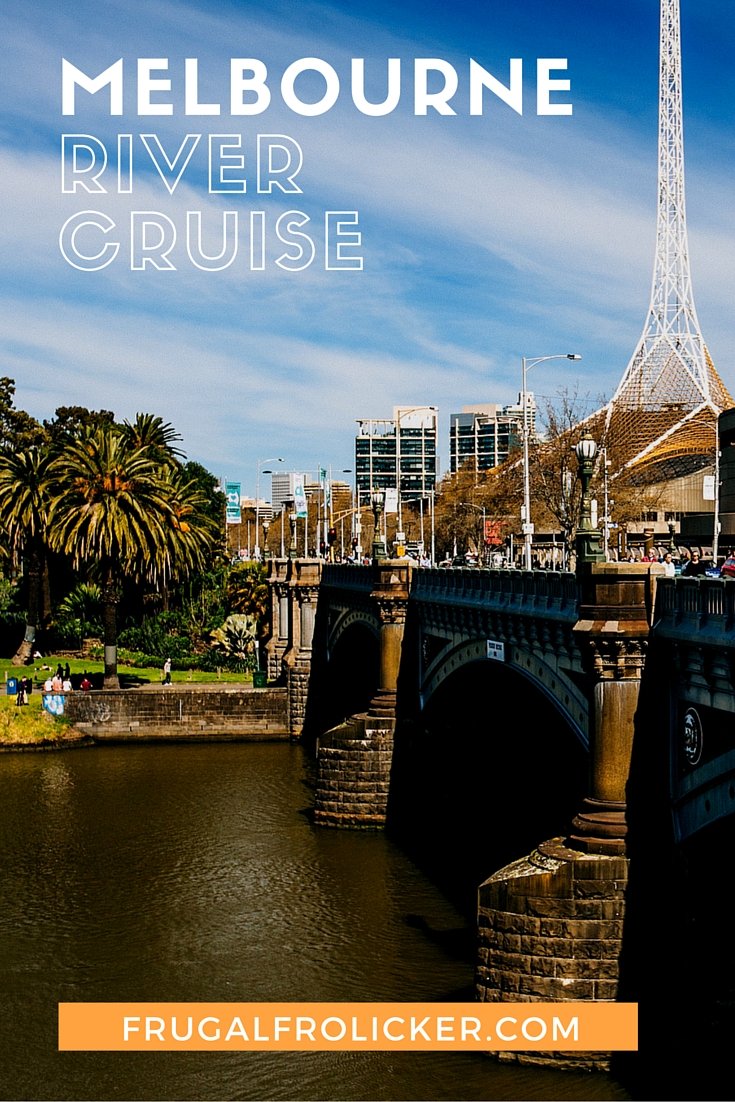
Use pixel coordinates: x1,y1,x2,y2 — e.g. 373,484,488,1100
720,556,735,578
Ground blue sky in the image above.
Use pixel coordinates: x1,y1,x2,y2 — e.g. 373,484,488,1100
2,0,734,497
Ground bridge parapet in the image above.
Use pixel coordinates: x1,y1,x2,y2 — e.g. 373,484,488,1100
655,576,735,640
651,575,735,843
412,566,579,619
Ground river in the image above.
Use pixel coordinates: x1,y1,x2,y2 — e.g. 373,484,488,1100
0,742,632,1101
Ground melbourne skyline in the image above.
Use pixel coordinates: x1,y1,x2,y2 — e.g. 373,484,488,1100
2,0,733,494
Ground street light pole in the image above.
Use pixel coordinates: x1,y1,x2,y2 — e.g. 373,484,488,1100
521,353,582,570
688,415,721,565
714,428,721,565
574,434,605,565
371,489,386,564
254,457,284,561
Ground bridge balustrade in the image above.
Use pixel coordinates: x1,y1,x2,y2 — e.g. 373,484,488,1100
321,563,374,593
410,566,579,619
654,576,735,639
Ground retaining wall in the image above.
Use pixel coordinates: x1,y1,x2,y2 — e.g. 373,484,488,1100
63,686,289,741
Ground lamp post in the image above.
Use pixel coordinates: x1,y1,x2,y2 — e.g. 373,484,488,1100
574,433,605,565
714,426,721,565
521,353,582,569
371,489,386,564
254,457,284,561
668,520,677,554
688,416,721,565
261,517,271,560
597,445,613,562
288,512,298,559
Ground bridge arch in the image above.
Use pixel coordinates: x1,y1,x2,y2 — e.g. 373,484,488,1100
390,655,589,912
327,606,379,657
421,637,589,749
320,615,380,730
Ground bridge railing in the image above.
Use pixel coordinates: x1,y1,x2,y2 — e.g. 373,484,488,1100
411,567,579,618
320,563,375,593
318,563,582,619
654,576,735,639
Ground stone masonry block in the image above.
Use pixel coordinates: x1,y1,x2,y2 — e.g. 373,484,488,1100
518,975,595,1000
524,898,578,919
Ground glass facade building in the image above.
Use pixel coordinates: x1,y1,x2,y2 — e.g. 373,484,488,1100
448,399,532,474
355,407,438,507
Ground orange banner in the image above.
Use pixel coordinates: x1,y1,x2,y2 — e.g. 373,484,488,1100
58,1002,637,1052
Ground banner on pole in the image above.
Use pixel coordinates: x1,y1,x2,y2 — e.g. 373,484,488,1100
225,482,241,524
294,475,308,518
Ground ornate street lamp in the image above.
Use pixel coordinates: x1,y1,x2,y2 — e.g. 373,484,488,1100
262,517,271,560
575,434,605,564
667,520,677,553
371,489,387,564
288,512,298,559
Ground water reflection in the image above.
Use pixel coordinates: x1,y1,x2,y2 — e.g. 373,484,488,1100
0,743,630,1101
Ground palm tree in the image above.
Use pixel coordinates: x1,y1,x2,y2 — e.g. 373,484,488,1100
48,424,217,688
0,447,52,664
122,413,184,460
160,463,220,586
46,426,175,688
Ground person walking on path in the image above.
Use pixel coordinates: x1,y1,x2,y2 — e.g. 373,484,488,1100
163,658,172,685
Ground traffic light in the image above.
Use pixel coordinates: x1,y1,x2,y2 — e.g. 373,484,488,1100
328,526,337,545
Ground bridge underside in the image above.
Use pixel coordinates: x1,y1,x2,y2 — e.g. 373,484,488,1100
420,635,588,750
389,657,589,913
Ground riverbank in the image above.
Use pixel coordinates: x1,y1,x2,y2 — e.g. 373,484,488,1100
0,682,289,749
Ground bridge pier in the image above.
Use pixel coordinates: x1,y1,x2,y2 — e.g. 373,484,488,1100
264,559,290,681
476,564,661,1070
313,561,412,829
265,557,322,739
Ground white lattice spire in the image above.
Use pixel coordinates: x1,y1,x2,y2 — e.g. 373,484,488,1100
605,0,730,462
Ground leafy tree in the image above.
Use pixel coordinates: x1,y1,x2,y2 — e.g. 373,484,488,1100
0,378,46,454
181,460,227,530
178,567,229,649
433,461,521,562
226,561,269,634
0,446,52,663
44,405,115,446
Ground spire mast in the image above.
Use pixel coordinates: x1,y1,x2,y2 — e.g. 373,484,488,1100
605,0,730,461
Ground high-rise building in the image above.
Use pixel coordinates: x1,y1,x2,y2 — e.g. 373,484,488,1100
355,406,437,507
270,471,301,511
449,397,532,474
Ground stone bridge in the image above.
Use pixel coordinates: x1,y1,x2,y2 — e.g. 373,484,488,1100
265,556,735,1069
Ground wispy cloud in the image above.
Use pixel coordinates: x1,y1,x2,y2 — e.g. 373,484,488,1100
2,0,733,488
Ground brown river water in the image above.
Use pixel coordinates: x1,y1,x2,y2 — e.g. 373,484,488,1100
0,741,640,1101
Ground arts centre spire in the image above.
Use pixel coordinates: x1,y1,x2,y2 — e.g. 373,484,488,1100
604,0,731,479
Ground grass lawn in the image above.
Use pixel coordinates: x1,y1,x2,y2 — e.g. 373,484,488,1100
0,655,256,746
0,690,83,746
1,654,253,689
